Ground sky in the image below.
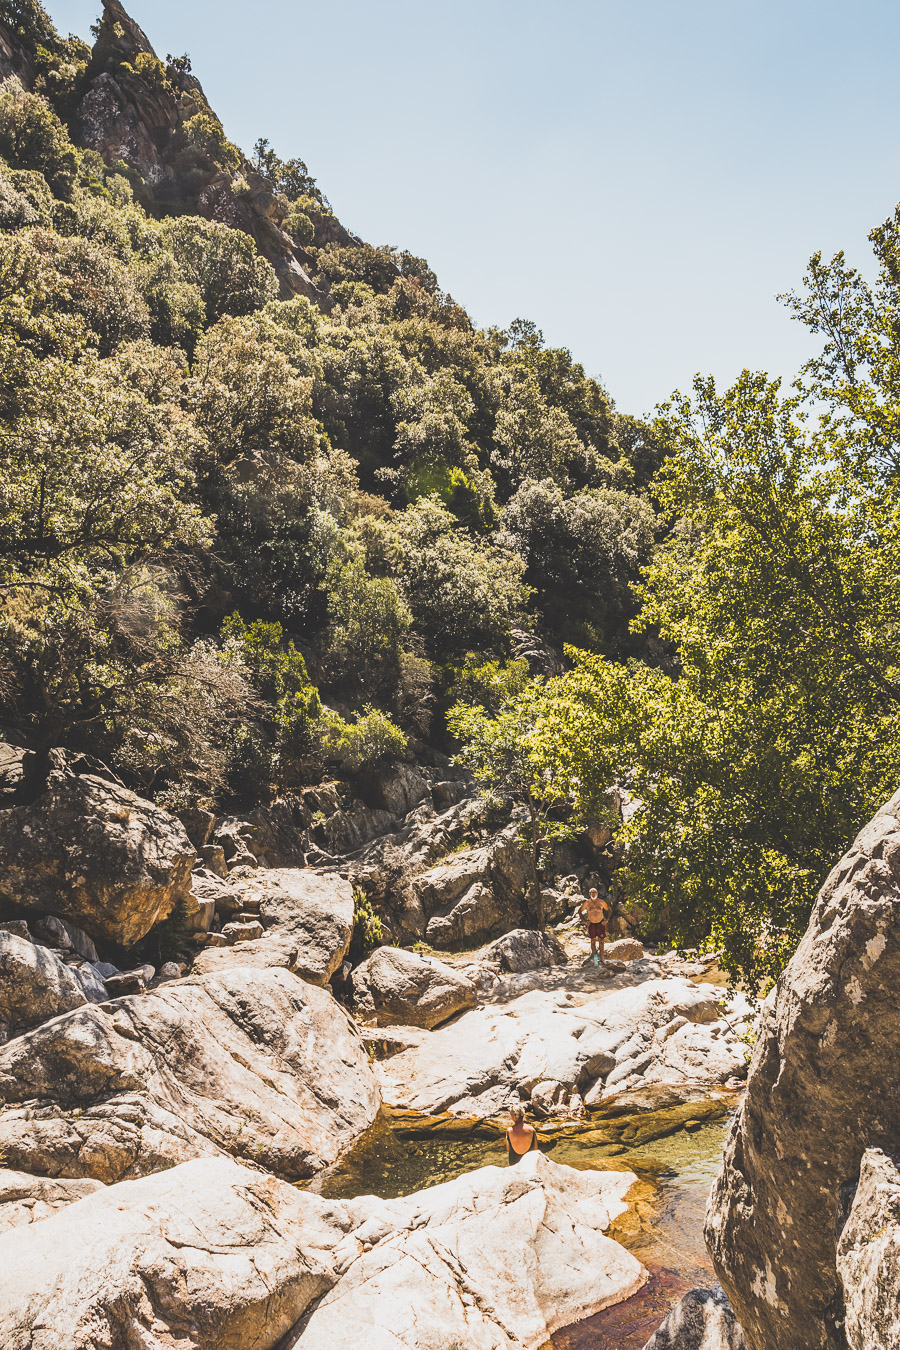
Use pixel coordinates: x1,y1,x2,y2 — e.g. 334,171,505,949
47,0,900,415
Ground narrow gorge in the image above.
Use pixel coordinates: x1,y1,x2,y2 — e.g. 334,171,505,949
0,2,899,1347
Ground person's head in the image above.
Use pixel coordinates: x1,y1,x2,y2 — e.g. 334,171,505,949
589,888,598,899
510,1104,525,1125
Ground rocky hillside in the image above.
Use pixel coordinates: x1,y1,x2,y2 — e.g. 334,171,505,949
0,0,347,300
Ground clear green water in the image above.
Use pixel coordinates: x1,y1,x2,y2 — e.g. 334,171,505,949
312,1111,730,1287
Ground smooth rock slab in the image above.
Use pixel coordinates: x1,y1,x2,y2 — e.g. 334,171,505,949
0,1155,336,1350
641,1285,748,1350
0,1152,645,1350
0,1167,104,1234
837,1148,900,1350
289,1152,647,1350
192,868,353,985
0,965,380,1182
379,978,741,1119
350,944,476,1029
706,787,900,1350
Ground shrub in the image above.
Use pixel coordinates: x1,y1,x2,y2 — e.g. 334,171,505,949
0,77,78,197
283,206,314,247
320,705,407,774
444,654,530,715
349,886,385,963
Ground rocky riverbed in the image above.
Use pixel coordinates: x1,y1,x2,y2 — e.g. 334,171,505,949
3,745,898,1348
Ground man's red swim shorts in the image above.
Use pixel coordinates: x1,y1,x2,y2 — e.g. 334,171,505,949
587,922,607,940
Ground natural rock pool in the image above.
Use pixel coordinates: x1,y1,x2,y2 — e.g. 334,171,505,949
310,1102,733,1349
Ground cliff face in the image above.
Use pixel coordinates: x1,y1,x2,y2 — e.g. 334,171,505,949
0,0,357,304
706,787,900,1350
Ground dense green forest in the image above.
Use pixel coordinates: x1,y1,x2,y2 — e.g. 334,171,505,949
2,0,899,988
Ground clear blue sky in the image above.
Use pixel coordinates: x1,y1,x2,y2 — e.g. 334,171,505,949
48,0,900,415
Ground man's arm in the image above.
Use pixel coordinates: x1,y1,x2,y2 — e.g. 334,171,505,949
578,900,589,920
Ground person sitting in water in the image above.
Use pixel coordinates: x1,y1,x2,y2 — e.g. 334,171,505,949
506,1104,539,1165
579,887,611,968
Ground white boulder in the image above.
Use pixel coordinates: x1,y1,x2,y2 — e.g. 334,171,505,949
0,1151,645,1350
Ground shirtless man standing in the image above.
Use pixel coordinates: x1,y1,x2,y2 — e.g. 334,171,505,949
579,887,611,968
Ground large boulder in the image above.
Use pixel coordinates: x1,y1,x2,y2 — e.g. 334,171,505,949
0,965,380,1182
357,762,431,816
351,945,477,1029
837,1148,900,1350
0,1152,644,1350
0,1155,336,1350
414,824,529,947
484,927,569,973
213,799,307,868
706,788,900,1350
641,1286,748,1350
0,930,101,1040
0,763,195,946
192,868,354,984
379,978,744,1119
0,1168,103,1235
289,1153,646,1350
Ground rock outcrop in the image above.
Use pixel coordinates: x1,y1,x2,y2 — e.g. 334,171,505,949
379,978,744,1119
290,1153,646,1349
350,944,476,1029
0,965,379,1182
0,1168,104,1235
0,930,102,1040
642,1286,748,1350
706,787,900,1350
0,1152,645,1350
192,868,354,983
0,758,195,946
413,823,530,946
837,1148,900,1350
0,1155,336,1350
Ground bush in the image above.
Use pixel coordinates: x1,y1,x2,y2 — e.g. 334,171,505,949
182,111,241,171
349,886,385,963
160,216,278,324
283,206,314,247
444,654,530,715
0,78,78,197
221,614,323,778
387,497,529,661
320,705,407,774
324,555,411,702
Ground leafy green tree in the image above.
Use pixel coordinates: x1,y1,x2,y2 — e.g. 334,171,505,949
0,77,78,197
531,365,900,991
323,553,411,703
160,216,278,325
0,340,213,778
386,497,529,661
251,136,326,207
448,683,573,924
499,477,657,652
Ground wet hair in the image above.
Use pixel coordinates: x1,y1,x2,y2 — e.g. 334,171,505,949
510,1104,526,1123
